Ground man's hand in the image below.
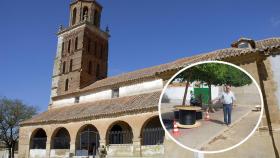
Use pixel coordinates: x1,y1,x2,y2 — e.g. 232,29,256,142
212,98,220,104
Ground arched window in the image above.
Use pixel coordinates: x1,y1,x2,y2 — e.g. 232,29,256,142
107,121,133,145
94,10,99,26
96,64,100,79
62,61,66,74
69,59,73,72
74,37,78,50
51,128,70,149
100,44,103,59
65,79,69,91
72,8,77,25
30,128,47,149
61,42,64,53
94,41,98,56
141,116,165,145
82,7,89,21
88,61,92,74
68,39,71,53
76,125,100,156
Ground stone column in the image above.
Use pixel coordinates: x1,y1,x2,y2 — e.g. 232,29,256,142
99,138,106,147
98,138,107,158
133,137,142,157
69,140,76,157
46,138,51,158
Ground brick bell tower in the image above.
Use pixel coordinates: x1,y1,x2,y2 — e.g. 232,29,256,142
50,0,110,101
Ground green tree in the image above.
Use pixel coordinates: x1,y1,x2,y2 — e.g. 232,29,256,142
173,63,252,108
0,97,37,158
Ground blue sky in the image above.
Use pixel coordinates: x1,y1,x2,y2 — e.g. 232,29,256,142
0,0,279,111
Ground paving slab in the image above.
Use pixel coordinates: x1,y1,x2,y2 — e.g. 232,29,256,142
161,104,259,151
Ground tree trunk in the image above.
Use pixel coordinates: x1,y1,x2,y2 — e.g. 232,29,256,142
8,147,11,158
11,143,15,158
208,83,215,112
182,80,189,106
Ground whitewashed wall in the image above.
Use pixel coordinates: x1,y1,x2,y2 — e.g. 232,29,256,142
80,90,112,102
29,149,46,158
164,86,193,104
164,85,219,104
269,54,280,109
211,85,220,100
119,79,163,97
52,98,75,108
51,79,164,108
50,149,69,158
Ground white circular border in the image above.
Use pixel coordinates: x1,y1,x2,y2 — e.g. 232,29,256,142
158,60,264,154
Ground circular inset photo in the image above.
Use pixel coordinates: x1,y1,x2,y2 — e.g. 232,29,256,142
158,61,263,153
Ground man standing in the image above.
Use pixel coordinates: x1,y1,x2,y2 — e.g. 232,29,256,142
218,85,236,126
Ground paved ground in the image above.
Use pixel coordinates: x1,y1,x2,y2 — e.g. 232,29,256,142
201,111,260,151
161,104,260,151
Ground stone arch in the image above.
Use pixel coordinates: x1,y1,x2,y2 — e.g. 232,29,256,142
50,127,71,149
75,124,100,156
29,128,47,149
106,121,133,145
140,116,165,145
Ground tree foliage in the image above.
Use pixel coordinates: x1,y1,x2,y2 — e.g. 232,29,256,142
173,63,252,87
0,97,37,158
172,63,252,106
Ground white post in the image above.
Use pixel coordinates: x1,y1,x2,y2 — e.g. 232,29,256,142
194,152,204,158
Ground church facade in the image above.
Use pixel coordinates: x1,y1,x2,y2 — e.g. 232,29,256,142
19,0,280,158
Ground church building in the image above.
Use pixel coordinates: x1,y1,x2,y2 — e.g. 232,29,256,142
19,0,280,158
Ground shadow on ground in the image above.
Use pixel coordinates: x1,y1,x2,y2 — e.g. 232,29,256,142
209,119,224,125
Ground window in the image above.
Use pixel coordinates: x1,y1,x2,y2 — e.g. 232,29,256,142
65,79,69,91
82,7,89,21
96,64,100,78
62,61,66,74
88,61,92,74
93,10,100,27
238,42,249,48
74,96,80,103
68,39,71,53
72,8,77,25
112,88,119,98
69,59,73,72
87,38,91,53
61,42,64,53
94,41,98,56
100,44,103,59
74,37,78,50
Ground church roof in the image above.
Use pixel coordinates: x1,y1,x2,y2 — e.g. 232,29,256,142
21,91,161,126
22,37,280,126
53,37,280,100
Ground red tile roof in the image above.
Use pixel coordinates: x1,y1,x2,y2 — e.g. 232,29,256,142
21,91,161,126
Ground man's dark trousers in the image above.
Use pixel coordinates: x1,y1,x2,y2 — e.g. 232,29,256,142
223,104,232,125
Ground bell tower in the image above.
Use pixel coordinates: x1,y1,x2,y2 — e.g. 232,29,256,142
69,0,102,28
50,0,110,101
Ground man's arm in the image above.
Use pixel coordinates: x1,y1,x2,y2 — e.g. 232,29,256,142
212,93,223,104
